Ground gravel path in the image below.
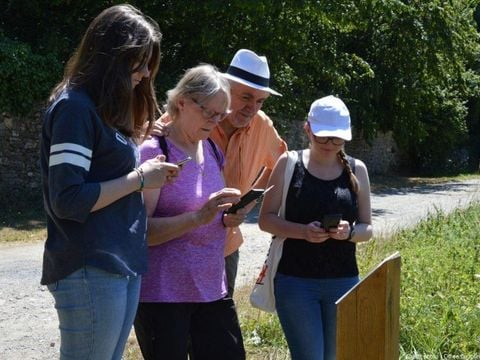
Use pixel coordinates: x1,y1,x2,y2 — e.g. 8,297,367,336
1,179,480,359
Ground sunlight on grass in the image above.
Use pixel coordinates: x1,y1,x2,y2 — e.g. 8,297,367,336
0,193,46,244
358,205,480,358
234,204,480,359
0,226,46,243
235,286,290,359
122,332,142,360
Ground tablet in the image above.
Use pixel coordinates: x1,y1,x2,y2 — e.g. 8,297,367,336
226,185,274,214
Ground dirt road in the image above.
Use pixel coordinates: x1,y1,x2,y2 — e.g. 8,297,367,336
1,179,480,359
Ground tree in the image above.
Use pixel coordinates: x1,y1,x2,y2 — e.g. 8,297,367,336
1,0,479,173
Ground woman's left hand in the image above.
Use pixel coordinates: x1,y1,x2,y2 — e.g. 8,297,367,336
328,220,351,241
222,212,245,227
194,188,241,226
221,199,256,227
222,207,247,227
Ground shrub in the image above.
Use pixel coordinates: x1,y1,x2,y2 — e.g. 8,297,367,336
0,33,62,115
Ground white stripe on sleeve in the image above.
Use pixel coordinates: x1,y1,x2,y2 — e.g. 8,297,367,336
49,153,91,171
50,143,92,157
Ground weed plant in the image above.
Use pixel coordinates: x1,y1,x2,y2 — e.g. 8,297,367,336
360,205,480,358
238,204,480,359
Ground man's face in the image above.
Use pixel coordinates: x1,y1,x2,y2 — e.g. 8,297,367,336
225,82,270,128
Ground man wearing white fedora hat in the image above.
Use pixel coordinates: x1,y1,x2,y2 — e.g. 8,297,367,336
153,49,287,297
212,49,287,297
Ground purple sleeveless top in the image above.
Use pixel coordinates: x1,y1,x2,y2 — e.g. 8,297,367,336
138,136,227,302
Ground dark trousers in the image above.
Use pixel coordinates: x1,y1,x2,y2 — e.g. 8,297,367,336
225,249,239,297
134,298,245,360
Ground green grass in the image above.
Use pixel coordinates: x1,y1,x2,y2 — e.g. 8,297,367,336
0,190,46,244
237,205,480,359
363,207,480,357
235,285,289,359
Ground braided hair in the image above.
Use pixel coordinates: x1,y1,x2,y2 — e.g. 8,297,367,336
337,149,359,193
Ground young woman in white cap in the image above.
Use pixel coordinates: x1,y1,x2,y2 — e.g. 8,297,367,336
259,95,373,360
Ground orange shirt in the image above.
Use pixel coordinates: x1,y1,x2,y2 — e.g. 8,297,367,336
211,110,287,255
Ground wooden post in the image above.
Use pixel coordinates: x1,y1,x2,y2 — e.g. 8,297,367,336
336,252,401,360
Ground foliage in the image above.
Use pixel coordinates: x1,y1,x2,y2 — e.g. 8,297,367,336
1,1,480,172
0,0,113,58
364,1,480,173
0,32,62,115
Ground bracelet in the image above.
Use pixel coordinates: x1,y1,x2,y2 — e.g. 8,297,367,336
348,225,356,241
133,167,144,192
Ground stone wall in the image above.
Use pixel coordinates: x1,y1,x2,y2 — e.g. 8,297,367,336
0,109,43,195
346,130,398,174
0,112,398,198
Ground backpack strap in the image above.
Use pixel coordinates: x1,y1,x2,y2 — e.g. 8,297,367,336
158,135,220,165
207,138,221,164
158,135,170,162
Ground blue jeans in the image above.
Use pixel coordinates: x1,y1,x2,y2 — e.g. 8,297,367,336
47,266,141,360
274,273,359,360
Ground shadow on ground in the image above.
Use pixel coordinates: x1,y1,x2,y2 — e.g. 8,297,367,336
371,180,477,197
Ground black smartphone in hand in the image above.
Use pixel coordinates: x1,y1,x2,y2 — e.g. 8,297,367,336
225,185,274,214
322,213,342,230
176,156,192,166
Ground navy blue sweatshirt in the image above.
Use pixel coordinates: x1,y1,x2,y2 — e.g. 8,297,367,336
40,89,147,285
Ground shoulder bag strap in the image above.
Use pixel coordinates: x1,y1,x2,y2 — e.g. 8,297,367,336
279,150,298,219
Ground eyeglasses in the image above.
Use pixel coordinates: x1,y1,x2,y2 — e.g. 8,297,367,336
313,136,345,145
191,98,231,122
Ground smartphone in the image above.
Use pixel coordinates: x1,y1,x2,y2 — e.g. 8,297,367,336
226,185,274,214
176,156,192,166
322,213,342,230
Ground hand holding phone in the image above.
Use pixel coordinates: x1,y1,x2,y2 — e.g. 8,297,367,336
322,213,342,231
225,185,274,214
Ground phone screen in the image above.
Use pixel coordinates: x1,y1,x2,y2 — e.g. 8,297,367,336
322,213,342,230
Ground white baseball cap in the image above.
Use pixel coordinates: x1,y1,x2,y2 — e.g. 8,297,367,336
307,95,352,141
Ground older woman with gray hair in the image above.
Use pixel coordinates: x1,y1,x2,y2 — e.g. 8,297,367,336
134,64,246,360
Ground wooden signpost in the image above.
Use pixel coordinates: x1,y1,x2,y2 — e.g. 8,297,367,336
336,252,401,360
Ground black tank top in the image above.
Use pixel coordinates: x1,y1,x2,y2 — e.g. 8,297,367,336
277,150,359,278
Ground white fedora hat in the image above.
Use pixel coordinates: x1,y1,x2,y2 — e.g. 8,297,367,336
224,49,282,96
